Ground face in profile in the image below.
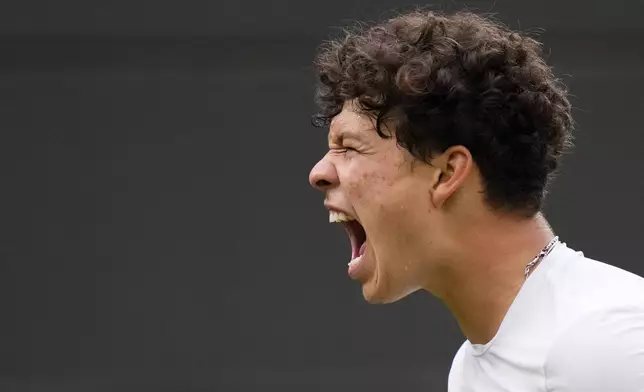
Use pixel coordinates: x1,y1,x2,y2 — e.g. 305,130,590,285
309,101,444,304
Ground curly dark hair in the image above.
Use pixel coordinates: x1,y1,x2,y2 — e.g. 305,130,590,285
312,10,574,216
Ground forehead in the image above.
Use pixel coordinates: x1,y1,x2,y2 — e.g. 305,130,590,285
328,106,373,141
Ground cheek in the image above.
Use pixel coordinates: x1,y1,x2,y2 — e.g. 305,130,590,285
374,184,430,253
378,193,426,240
343,154,427,227
345,166,396,202
351,175,428,235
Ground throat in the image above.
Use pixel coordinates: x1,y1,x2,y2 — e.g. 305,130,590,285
438,255,532,345
448,282,523,345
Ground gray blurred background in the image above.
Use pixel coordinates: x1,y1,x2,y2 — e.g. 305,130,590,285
0,0,642,391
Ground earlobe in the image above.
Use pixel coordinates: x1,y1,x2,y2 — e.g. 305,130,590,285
430,146,473,208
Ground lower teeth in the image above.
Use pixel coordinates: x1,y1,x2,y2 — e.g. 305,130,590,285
348,255,362,266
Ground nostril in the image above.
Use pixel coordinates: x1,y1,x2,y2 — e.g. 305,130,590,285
316,179,332,188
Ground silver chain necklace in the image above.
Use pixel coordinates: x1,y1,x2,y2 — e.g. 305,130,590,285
524,236,559,279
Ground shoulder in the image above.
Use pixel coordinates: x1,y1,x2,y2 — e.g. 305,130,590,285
542,244,644,315
449,340,468,372
545,306,644,391
447,341,468,388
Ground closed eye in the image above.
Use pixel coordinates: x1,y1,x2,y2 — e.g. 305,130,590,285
328,144,360,157
329,146,357,154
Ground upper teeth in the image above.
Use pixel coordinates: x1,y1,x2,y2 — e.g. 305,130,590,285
329,210,355,223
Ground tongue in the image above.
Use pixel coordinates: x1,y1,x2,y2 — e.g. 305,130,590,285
359,242,367,256
349,244,367,279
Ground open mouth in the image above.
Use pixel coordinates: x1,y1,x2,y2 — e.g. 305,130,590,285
344,220,367,259
329,210,367,260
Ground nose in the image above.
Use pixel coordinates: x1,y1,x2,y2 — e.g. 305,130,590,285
309,155,339,191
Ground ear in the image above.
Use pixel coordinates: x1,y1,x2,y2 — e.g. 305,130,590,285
429,146,473,208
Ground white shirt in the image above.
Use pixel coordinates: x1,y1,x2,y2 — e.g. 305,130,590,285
448,242,644,391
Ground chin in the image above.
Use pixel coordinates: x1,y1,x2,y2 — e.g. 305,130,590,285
360,276,417,304
361,288,390,304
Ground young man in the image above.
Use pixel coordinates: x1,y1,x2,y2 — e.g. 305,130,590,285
308,10,644,391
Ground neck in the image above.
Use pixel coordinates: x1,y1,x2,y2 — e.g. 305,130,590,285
432,212,555,345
